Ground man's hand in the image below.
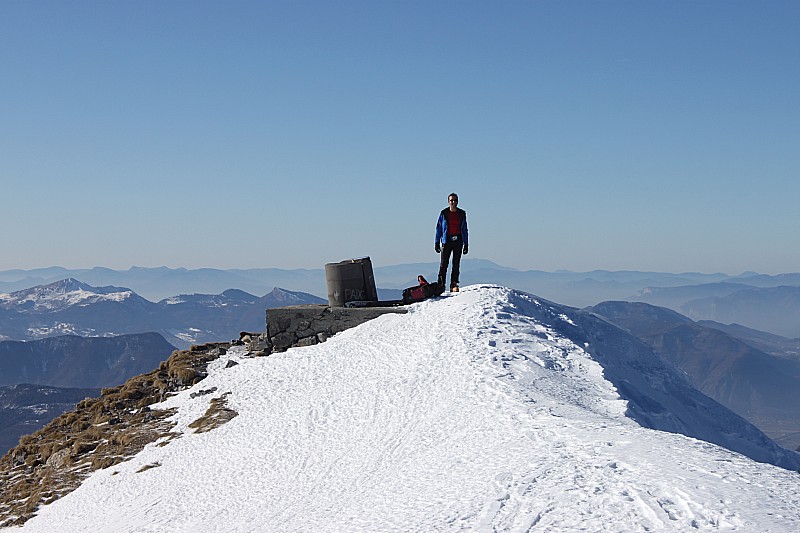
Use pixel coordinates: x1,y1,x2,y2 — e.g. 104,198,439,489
435,243,441,253
463,245,469,255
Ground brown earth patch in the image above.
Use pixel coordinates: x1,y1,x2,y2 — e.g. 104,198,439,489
136,462,162,473
188,392,238,434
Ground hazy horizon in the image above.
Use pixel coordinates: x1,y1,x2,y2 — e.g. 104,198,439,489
0,260,795,279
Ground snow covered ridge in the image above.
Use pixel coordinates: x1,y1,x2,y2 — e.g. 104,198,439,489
0,278,133,313
12,285,800,532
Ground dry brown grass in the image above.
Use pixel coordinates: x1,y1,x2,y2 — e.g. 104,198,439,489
188,393,238,434
0,342,230,528
136,462,161,473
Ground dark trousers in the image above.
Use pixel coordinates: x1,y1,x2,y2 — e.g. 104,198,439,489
438,235,463,288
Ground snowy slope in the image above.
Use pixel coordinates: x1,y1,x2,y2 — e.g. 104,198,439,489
16,286,800,532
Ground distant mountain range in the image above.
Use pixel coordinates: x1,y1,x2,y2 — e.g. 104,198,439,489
632,283,800,338
0,332,178,455
0,332,177,389
2,264,798,337
680,285,800,338
0,266,327,303
0,384,101,455
586,301,800,451
695,320,800,360
0,278,326,349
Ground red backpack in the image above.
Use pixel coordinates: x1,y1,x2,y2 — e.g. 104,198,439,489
402,275,445,304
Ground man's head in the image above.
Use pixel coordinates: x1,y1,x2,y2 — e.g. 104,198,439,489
448,193,458,210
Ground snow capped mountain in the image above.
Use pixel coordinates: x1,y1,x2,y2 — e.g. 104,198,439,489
0,278,136,313
0,280,325,349
13,286,800,532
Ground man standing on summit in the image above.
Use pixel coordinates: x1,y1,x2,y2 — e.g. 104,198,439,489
435,192,469,292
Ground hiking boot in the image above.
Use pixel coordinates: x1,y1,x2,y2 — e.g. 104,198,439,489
451,285,459,292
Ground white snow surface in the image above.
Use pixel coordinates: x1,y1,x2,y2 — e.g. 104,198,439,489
16,286,800,532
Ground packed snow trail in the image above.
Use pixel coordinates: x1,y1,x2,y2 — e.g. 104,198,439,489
17,286,800,532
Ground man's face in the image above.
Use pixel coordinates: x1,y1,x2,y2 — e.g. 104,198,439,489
448,196,458,210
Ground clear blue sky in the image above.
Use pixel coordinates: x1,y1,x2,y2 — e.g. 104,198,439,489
2,1,798,275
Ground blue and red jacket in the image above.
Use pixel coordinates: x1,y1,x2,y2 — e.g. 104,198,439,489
435,208,468,246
